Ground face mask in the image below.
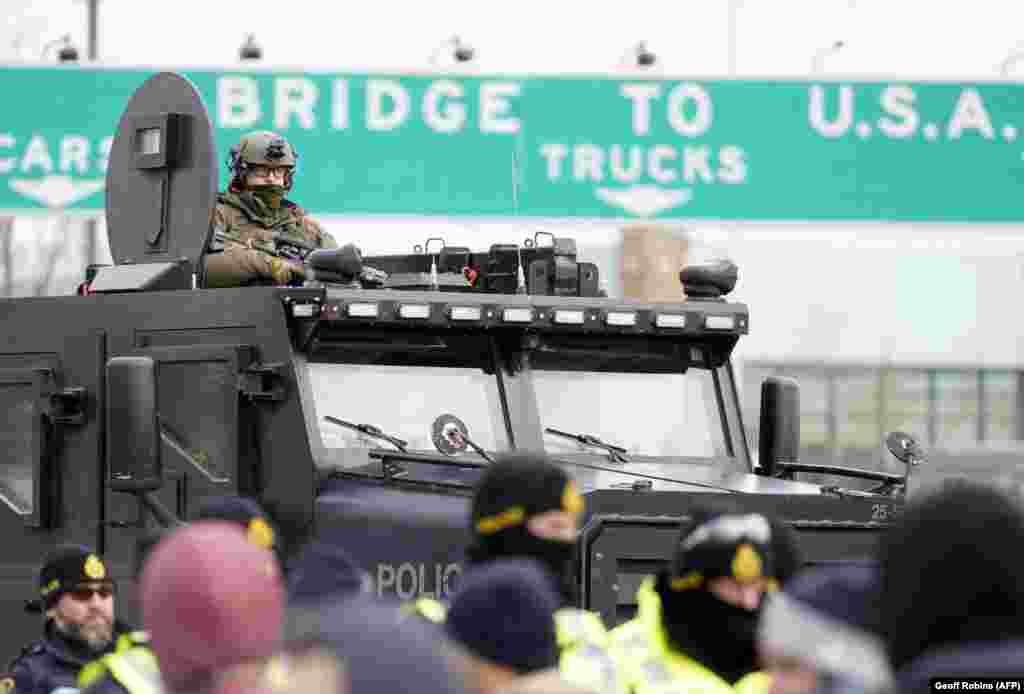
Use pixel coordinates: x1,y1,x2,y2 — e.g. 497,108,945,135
248,184,285,211
655,573,762,684
469,527,579,606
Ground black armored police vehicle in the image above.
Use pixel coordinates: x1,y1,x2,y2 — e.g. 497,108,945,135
0,72,923,661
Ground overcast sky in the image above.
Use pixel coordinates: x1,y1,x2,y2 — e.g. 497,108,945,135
4,0,1024,79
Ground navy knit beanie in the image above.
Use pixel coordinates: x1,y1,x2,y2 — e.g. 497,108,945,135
193,495,275,549
286,539,369,606
759,564,893,692
445,559,560,674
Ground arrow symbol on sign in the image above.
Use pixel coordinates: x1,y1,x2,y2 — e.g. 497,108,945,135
595,185,693,217
9,175,106,209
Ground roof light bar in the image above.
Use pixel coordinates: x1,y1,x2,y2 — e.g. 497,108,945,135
655,313,687,329
705,315,736,330
450,305,482,321
553,309,585,325
398,304,431,319
502,307,534,323
347,302,379,318
605,311,637,327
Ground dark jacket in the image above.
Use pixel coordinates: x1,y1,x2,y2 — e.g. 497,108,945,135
311,598,469,694
896,639,1024,692
10,621,131,694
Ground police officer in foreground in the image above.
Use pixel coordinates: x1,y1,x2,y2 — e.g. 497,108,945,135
193,495,277,552
203,131,338,288
139,522,285,694
758,565,894,694
78,496,280,694
444,559,594,694
609,508,781,694
411,452,625,694
9,547,139,694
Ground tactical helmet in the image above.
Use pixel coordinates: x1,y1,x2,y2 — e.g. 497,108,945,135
228,131,298,191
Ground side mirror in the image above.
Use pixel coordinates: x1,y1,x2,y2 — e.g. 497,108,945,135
886,431,925,468
758,376,800,476
106,356,163,492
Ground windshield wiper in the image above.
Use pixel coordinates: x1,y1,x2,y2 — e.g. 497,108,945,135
545,427,629,463
324,416,408,452
441,427,495,463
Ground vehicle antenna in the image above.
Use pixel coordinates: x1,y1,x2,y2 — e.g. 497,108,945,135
512,149,527,294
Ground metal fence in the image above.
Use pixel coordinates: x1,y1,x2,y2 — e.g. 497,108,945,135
742,362,1024,468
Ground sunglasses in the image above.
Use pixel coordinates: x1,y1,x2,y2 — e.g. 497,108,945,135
69,586,113,601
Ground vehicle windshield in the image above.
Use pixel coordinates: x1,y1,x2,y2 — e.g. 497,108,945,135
308,362,508,455
533,369,721,461
304,359,727,465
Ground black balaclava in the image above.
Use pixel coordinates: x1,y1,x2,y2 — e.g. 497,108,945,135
654,508,778,684
466,452,584,606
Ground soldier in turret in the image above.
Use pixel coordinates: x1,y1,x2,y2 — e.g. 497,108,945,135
204,131,338,288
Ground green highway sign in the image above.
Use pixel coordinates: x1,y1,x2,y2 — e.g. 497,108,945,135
1,65,1022,221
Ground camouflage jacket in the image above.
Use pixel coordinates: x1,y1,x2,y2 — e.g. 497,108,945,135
204,191,337,288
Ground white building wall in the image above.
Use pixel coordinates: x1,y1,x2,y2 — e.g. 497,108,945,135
720,224,1024,368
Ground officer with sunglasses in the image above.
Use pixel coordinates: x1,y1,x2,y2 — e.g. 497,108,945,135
9,546,140,694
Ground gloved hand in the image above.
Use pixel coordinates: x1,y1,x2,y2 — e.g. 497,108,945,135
269,257,305,286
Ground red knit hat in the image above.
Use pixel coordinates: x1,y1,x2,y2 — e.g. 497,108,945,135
140,521,285,692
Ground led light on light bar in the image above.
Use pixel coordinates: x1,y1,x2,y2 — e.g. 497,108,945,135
705,315,736,330
450,305,482,321
347,302,379,318
291,303,317,318
399,304,431,319
605,311,637,327
655,313,687,329
553,309,585,325
503,307,534,323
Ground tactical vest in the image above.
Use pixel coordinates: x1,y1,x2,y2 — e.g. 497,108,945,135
408,597,626,694
212,192,332,253
608,578,771,694
78,636,162,694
